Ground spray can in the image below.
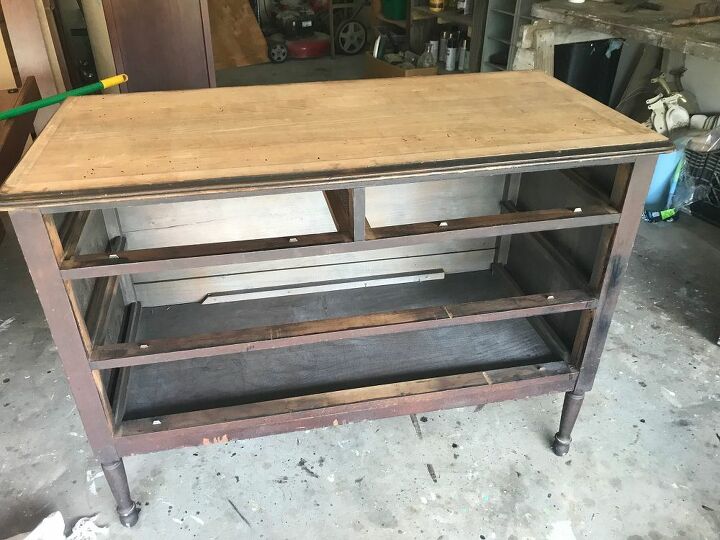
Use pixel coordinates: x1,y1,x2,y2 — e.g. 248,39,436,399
445,32,457,71
458,38,468,72
439,31,449,65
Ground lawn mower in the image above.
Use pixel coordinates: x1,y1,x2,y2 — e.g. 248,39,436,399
265,0,367,63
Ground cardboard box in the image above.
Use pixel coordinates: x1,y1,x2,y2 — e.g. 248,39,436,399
364,53,438,78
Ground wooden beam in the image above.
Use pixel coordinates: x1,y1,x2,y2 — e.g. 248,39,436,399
58,210,91,261
59,206,620,279
110,301,141,429
494,172,522,264
369,206,618,239
323,188,366,241
351,188,365,241
90,289,597,369
114,361,577,455
84,237,125,346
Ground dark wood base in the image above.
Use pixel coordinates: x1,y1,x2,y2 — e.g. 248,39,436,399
6,153,659,526
101,459,139,527
552,390,585,456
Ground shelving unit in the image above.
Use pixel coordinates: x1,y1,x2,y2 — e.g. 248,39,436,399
481,0,534,71
1,72,670,527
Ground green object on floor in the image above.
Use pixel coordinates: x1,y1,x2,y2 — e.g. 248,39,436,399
382,0,407,21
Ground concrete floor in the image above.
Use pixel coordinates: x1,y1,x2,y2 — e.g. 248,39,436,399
216,55,366,87
1,211,718,539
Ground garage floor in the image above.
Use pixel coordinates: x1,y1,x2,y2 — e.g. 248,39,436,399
216,55,366,87
0,213,718,540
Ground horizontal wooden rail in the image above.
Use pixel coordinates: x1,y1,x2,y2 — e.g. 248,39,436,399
114,361,577,455
370,206,616,239
60,206,619,279
90,289,597,369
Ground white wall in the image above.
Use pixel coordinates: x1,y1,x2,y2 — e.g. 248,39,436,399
682,55,720,113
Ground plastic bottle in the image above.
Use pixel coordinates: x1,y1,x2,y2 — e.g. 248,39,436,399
419,42,435,68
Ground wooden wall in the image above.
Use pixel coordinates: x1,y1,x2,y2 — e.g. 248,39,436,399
0,0,68,130
0,6,17,90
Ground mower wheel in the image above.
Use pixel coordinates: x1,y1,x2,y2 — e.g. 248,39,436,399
269,42,288,63
335,19,366,55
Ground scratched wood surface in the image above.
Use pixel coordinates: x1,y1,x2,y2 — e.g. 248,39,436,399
0,71,668,208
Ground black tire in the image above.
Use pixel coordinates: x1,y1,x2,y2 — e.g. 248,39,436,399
335,19,366,55
269,42,288,63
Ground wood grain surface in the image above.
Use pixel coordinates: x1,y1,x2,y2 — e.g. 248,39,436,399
208,0,268,69
0,71,669,208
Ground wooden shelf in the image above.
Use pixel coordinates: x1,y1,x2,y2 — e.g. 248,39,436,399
412,6,472,26
116,359,577,454
484,61,507,71
490,7,515,17
487,35,511,46
376,12,409,29
107,268,577,415
91,286,595,368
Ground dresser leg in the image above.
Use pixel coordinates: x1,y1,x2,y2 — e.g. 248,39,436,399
552,391,585,456
102,459,139,527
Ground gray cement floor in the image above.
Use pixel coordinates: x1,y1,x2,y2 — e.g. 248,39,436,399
1,213,719,539
216,55,366,87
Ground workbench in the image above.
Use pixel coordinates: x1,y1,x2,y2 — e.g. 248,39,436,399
512,0,720,77
533,0,720,62
0,72,671,527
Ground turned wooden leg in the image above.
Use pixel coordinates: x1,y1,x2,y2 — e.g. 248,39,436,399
102,459,139,527
552,391,585,456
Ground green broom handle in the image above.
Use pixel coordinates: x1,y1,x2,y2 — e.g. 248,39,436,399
0,74,128,121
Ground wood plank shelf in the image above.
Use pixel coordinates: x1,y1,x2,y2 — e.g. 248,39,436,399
59,204,620,279
90,281,596,369
411,6,473,26
3,72,669,527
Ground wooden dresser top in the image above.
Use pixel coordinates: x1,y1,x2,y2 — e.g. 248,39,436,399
0,71,670,209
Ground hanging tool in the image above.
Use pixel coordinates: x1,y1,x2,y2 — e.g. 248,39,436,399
672,1,720,26
0,74,128,121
